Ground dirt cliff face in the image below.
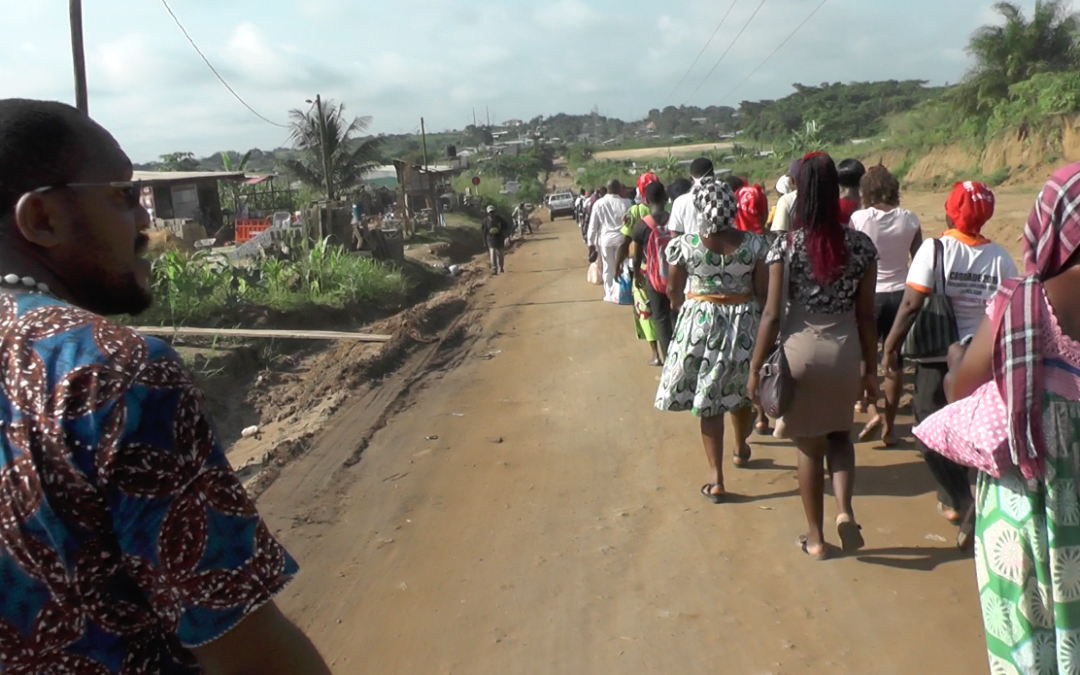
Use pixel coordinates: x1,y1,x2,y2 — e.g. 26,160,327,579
875,114,1080,189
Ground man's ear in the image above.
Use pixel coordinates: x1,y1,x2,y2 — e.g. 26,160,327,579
13,192,63,249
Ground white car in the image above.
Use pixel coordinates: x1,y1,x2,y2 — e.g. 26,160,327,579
547,191,576,221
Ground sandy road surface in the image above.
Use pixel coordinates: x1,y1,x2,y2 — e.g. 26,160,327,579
258,217,988,674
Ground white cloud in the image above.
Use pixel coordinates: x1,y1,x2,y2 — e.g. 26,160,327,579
531,0,595,30
94,34,160,90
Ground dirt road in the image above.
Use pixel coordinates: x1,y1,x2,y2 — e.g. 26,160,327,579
257,217,989,675
594,141,734,162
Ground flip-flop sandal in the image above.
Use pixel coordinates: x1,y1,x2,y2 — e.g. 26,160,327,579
796,535,829,561
957,505,977,552
733,446,752,468
701,484,725,504
837,519,865,553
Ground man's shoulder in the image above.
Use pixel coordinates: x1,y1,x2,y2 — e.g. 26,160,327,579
6,295,178,371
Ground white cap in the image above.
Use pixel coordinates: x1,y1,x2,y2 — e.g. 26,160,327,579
775,175,793,195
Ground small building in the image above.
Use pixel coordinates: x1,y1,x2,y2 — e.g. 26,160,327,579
392,160,462,217
133,170,246,232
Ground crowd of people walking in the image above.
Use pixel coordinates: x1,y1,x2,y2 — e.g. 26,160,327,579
576,150,1080,673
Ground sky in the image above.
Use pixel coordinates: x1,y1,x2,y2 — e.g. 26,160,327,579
1,0,1021,162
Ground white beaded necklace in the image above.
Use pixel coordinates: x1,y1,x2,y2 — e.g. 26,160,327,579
0,274,51,295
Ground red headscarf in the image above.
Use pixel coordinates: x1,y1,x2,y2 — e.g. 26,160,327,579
993,164,1080,479
945,181,995,238
637,172,659,201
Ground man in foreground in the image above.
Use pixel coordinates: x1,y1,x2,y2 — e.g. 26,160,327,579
0,98,331,674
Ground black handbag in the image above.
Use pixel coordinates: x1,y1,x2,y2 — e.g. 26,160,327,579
757,237,794,419
902,239,959,360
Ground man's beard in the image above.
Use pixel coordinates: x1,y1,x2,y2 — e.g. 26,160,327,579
70,271,154,317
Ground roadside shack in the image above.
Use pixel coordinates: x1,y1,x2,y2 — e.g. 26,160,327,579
133,170,247,240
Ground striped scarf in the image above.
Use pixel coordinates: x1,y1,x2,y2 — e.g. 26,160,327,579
994,163,1080,479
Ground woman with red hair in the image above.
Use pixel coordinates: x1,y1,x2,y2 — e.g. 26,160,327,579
749,153,881,560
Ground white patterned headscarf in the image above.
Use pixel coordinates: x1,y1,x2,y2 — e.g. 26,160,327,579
692,177,738,234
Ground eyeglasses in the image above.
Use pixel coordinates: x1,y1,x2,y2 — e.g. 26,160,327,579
32,181,145,210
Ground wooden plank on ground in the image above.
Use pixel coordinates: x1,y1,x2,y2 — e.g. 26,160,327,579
134,326,393,342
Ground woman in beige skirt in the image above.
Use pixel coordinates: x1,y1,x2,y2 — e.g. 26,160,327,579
749,153,880,560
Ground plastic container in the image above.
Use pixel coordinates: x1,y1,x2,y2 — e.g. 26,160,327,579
235,218,273,243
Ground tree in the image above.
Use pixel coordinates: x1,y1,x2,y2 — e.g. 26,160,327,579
281,100,384,200
957,0,1080,112
158,151,200,171
219,151,252,214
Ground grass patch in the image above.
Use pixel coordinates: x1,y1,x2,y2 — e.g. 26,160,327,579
140,237,411,327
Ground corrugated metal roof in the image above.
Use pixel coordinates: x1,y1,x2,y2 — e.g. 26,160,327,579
133,170,247,183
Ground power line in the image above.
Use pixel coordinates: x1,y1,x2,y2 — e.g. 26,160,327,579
667,0,739,102
157,0,289,129
683,0,769,105
721,0,829,105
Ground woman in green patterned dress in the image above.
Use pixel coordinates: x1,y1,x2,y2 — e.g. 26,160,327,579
946,163,1080,674
655,177,769,503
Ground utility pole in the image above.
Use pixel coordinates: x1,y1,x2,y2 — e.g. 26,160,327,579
315,95,333,201
69,0,88,113
420,117,429,171
486,106,490,128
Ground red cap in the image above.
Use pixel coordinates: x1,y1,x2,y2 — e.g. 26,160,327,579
945,181,996,235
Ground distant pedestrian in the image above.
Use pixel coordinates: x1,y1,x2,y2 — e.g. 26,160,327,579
837,159,866,225
849,165,923,446
587,180,632,300
735,180,769,236
617,179,675,363
882,180,1018,548
482,205,509,275
668,158,715,236
770,159,803,233
617,172,666,364
766,174,794,231
656,177,769,503
750,152,881,560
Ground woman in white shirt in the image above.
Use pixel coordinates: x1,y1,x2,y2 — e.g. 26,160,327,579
882,181,1019,549
850,166,923,446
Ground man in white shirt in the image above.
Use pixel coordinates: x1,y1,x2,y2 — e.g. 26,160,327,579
588,179,632,300
770,159,803,233
667,158,714,236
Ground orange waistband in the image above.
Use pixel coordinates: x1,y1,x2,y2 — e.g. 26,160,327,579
687,292,753,306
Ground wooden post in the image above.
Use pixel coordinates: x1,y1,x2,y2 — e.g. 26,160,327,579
69,0,89,113
420,117,429,171
316,95,334,202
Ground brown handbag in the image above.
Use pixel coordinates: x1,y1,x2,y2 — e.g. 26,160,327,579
757,235,794,419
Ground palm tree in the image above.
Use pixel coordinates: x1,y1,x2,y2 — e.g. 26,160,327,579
282,99,384,201
957,1,1080,112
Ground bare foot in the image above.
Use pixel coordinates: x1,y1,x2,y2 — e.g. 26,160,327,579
797,535,829,560
858,415,883,443
733,443,752,468
937,502,962,524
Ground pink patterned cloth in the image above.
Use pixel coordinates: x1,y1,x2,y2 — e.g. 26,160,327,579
912,381,1010,478
914,282,1080,477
